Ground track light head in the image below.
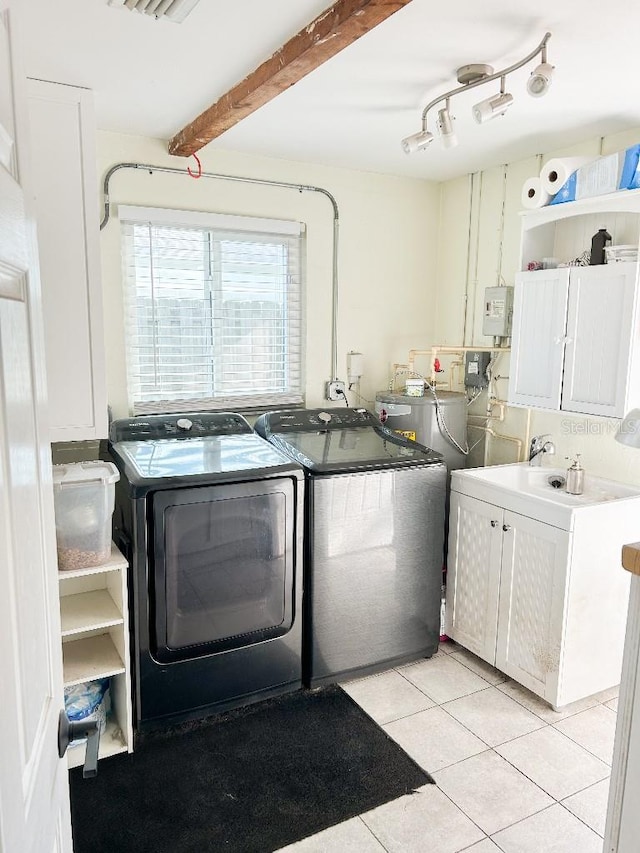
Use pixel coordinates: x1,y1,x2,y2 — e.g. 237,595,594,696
527,62,554,97
401,129,434,154
472,91,514,124
437,106,458,149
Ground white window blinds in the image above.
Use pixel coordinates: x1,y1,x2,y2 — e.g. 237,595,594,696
119,206,305,415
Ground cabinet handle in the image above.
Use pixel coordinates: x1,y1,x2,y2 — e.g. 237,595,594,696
490,520,499,527
503,524,512,532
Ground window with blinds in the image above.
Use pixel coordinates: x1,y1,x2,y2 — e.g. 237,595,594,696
119,206,305,414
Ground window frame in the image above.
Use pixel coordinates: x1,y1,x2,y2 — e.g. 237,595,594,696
118,204,305,415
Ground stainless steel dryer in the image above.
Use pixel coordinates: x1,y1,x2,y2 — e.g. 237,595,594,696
108,412,304,731
254,408,447,686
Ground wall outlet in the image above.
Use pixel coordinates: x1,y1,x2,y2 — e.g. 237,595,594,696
325,380,346,401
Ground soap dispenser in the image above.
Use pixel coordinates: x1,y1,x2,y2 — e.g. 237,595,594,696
566,454,584,495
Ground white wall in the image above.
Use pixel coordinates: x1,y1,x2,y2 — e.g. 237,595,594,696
434,128,640,486
97,127,640,486
97,132,441,418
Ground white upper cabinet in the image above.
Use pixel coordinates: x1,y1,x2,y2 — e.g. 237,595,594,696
27,79,107,441
509,268,569,409
562,263,639,417
508,191,640,417
510,262,639,417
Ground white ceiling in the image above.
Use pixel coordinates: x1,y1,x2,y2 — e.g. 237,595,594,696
21,0,640,181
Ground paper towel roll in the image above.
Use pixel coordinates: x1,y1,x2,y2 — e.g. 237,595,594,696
521,176,551,209
540,156,594,196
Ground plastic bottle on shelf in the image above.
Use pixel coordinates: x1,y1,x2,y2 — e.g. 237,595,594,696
589,229,612,265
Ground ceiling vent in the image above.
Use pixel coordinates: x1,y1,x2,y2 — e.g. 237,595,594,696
106,0,201,23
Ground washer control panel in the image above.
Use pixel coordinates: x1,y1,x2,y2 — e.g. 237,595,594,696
262,408,374,432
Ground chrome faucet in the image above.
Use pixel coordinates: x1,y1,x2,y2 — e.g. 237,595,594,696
529,434,556,466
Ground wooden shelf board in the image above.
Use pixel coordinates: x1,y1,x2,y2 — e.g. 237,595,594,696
63,634,125,686
60,589,123,636
58,542,127,579
66,717,127,769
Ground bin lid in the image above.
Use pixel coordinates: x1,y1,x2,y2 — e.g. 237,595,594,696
52,460,120,488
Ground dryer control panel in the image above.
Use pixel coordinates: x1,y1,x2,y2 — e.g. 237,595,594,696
109,412,252,442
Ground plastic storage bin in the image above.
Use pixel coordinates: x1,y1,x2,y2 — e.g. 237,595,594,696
52,461,119,570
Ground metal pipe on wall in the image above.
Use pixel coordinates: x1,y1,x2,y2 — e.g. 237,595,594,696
468,422,524,464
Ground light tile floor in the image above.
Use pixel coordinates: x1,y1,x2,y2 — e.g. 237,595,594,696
277,641,617,852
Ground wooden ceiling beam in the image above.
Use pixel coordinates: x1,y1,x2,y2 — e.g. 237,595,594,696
168,0,413,157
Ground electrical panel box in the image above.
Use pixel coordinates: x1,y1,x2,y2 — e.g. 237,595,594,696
464,351,491,388
483,286,514,337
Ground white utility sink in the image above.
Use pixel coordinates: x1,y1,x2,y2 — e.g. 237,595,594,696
463,462,640,505
452,462,640,529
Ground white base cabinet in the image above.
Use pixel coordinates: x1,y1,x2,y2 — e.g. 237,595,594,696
59,543,133,767
445,474,640,709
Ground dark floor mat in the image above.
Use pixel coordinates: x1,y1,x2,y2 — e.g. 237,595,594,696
69,685,433,853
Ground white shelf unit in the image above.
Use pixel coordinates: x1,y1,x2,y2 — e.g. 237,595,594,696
59,543,133,768
509,190,640,417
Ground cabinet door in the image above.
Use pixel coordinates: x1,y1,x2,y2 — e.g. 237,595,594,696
562,263,638,418
508,269,570,409
27,79,107,441
495,512,570,703
445,492,503,665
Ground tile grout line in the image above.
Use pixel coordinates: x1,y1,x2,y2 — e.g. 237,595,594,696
346,651,616,851
344,655,614,852
556,797,606,839
405,698,611,803
359,783,490,853
422,642,618,709
548,719,615,766
354,814,391,852
374,685,606,839
426,784,499,851
484,738,609,805
378,660,616,773
403,645,619,725
432,765,557,847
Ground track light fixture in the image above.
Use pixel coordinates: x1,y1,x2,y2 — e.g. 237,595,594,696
401,32,552,154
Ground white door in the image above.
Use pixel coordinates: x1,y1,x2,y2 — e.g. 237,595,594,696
562,262,638,418
495,512,570,704
508,269,569,410
0,3,73,852
606,576,640,852
445,492,503,665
